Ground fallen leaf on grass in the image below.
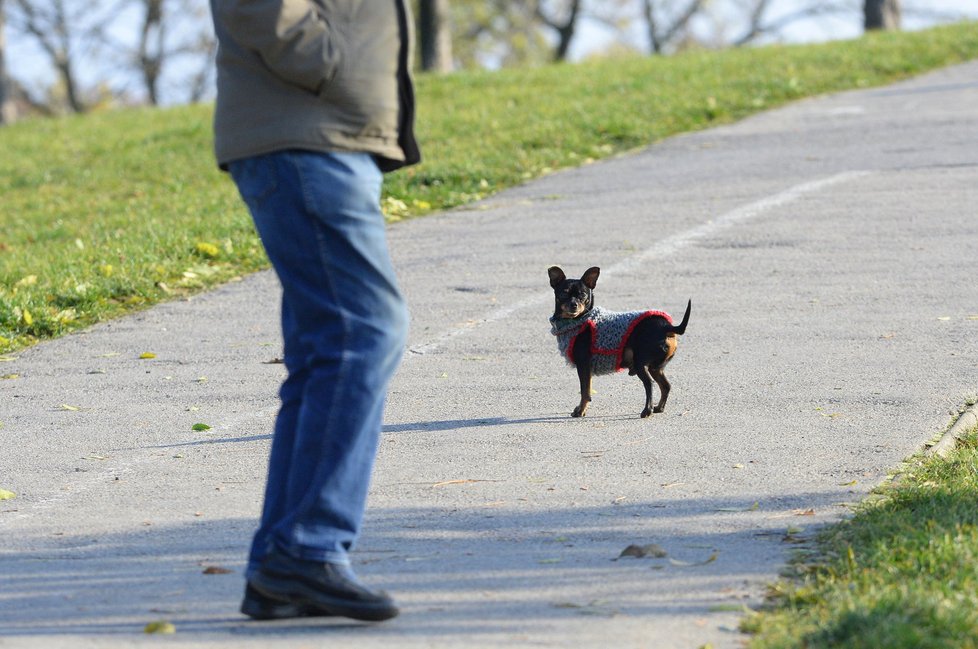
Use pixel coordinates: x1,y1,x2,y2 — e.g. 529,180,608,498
194,242,221,259
616,543,668,560
0,489,16,501
139,352,157,360
143,620,175,634
191,423,212,432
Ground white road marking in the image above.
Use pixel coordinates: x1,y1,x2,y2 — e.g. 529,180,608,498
408,170,871,356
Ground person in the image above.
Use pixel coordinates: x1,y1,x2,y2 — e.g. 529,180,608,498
208,0,421,622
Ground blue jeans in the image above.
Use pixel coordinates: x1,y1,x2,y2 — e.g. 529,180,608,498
229,151,408,572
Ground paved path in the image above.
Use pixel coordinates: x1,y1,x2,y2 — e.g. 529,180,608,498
2,61,977,648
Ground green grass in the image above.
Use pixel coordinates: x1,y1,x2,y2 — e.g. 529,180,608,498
745,414,978,648
2,22,978,352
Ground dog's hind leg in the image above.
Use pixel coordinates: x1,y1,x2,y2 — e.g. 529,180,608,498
634,365,655,418
650,367,671,413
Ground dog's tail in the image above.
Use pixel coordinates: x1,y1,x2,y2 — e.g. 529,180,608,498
671,299,691,335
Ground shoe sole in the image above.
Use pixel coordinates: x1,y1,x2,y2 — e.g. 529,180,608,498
250,571,399,622
240,598,326,620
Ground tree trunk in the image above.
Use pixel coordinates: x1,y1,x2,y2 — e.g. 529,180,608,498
0,0,17,123
138,0,165,105
549,0,581,62
419,0,453,73
864,0,901,31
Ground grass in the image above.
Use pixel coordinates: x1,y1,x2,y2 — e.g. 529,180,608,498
2,22,978,352
744,408,978,648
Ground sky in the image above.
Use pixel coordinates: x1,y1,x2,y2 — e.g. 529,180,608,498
4,0,978,107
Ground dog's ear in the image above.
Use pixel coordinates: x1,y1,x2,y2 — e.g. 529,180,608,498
548,266,566,289
581,266,600,289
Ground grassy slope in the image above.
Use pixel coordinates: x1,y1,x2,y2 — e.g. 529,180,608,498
745,420,978,649
2,22,978,352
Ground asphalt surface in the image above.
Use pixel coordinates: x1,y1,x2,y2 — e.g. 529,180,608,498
2,60,978,648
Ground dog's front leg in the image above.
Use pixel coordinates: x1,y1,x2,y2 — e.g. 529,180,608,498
573,362,592,417
571,330,592,417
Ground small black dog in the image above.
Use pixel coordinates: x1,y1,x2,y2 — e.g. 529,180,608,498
548,266,691,418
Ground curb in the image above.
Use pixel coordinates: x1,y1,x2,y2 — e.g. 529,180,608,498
927,402,978,459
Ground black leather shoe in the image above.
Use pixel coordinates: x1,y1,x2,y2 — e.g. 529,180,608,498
240,583,333,620
251,550,399,622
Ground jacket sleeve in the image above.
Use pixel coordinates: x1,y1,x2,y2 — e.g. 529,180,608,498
213,0,339,94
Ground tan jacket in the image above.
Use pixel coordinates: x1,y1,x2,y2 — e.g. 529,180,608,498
210,0,420,171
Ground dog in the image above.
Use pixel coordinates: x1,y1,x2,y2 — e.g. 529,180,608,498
548,266,690,418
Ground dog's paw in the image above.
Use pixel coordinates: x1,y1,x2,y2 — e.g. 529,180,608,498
572,406,587,418
640,408,653,418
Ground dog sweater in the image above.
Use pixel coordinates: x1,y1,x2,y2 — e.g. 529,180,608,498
549,306,673,375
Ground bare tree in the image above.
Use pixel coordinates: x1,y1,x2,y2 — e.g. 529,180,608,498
865,0,900,30
452,0,551,68
731,0,851,46
136,0,165,105
536,0,583,62
419,0,454,72
0,0,17,123
8,0,91,113
640,0,706,54
7,0,124,113
122,0,216,104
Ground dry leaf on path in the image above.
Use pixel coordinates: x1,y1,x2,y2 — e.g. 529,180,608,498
202,566,233,575
431,479,501,488
616,543,668,560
